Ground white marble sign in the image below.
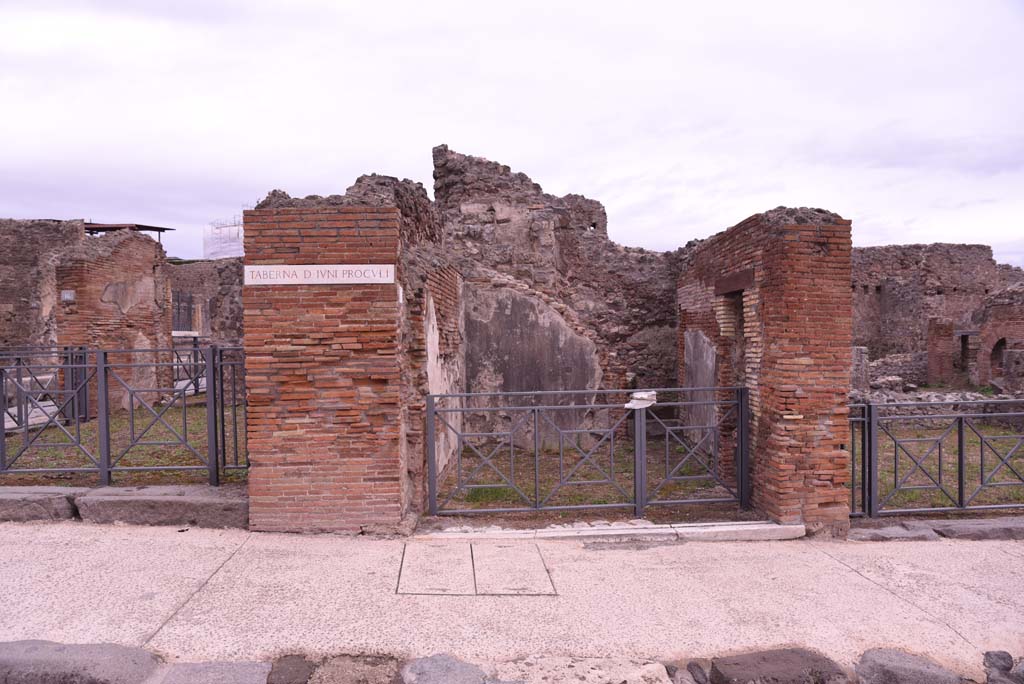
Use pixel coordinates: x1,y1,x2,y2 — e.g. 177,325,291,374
244,264,395,285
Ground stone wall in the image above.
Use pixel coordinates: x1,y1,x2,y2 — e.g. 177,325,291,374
852,244,1024,358
165,258,244,344
432,145,685,393
418,267,465,493
0,219,85,349
851,346,869,392
678,208,853,535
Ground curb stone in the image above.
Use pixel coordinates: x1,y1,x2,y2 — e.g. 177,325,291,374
855,648,963,684
707,648,847,684
0,486,89,522
0,640,160,684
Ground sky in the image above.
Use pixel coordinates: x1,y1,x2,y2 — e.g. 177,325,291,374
1,1,1022,265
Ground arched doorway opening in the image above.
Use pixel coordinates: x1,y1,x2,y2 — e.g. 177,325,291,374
991,338,1007,377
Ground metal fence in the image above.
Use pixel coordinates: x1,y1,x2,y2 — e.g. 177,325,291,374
426,387,750,517
1,345,246,486
850,400,1024,516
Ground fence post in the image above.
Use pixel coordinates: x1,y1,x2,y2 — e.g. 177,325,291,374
859,405,869,515
957,416,966,508
204,345,220,486
634,406,647,518
14,358,25,430
0,368,7,471
738,387,751,510
426,394,437,515
192,336,202,396
61,346,74,424
533,407,540,509
78,347,90,422
866,402,878,517
96,351,111,486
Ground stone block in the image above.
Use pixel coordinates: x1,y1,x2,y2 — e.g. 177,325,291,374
708,648,848,683
268,655,318,684
401,655,488,684
309,655,398,684
161,661,272,684
847,525,940,542
0,639,160,684
927,517,1024,541
855,648,962,684
0,486,89,522
75,485,248,528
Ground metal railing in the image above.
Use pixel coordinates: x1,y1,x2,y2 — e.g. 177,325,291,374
2,345,247,485
426,387,750,517
850,400,1024,516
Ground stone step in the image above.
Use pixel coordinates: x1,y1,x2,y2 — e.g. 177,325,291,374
0,485,249,528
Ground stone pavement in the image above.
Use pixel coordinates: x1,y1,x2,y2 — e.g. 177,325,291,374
0,521,1022,680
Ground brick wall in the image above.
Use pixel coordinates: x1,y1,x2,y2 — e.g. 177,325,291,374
926,318,956,385
56,231,171,348
0,219,84,348
973,284,1024,386
55,231,173,410
243,206,407,533
678,208,853,535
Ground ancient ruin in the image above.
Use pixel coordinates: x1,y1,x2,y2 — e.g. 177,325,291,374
0,219,172,352
3,146,1023,536
851,244,1024,394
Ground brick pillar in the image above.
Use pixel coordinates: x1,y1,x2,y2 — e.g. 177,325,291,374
926,318,955,386
242,206,405,533
677,213,853,535
758,220,853,536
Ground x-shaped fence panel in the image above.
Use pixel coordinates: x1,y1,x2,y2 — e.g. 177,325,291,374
427,387,750,517
1,345,246,486
852,401,1024,516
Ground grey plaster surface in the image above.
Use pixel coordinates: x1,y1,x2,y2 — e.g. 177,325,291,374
0,521,1021,680
468,542,555,595
397,542,476,595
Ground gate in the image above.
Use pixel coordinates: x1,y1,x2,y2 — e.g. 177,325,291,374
850,399,1024,516
426,387,750,517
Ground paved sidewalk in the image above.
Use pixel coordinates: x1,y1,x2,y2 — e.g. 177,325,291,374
0,522,1021,678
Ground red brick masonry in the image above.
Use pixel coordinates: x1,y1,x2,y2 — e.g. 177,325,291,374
243,206,405,533
678,212,853,535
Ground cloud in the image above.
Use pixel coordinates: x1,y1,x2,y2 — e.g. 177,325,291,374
0,0,1021,265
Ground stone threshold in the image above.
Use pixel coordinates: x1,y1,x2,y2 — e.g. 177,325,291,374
0,485,248,529
414,519,806,543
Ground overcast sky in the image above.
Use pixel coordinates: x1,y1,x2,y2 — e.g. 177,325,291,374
1,1,1022,265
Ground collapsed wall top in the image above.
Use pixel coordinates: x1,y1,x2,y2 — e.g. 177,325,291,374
255,174,440,244
431,144,608,236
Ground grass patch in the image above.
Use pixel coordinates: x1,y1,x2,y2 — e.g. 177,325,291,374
850,416,1024,512
2,398,247,487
